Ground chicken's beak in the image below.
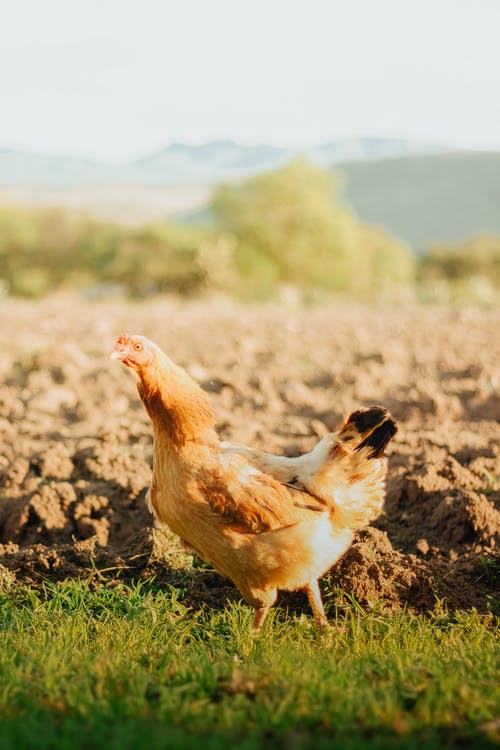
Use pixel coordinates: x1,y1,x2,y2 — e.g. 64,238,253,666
110,349,124,360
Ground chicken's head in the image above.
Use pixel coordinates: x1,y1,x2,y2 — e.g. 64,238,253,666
110,334,155,371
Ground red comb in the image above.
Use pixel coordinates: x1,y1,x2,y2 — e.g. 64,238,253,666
115,334,130,348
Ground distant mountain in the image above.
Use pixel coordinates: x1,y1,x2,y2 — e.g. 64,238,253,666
310,137,445,165
0,138,443,187
131,138,442,184
178,150,500,250
2,141,499,251
338,152,500,249
129,140,293,184
0,148,110,187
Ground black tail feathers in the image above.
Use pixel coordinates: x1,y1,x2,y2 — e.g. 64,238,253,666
344,406,397,458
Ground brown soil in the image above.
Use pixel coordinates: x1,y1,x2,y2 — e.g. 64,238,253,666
1,296,499,614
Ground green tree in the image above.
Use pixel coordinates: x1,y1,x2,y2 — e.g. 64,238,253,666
211,158,415,298
419,233,500,304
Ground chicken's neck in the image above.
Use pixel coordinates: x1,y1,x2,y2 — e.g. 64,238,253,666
136,354,218,449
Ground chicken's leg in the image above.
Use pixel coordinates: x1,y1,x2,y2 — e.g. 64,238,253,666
305,581,329,633
252,605,271,631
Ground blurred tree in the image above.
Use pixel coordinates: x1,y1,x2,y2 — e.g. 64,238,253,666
420,234,500,285
0,160,417,300
419,234,500,303
211,158,415,298
101,223,206,296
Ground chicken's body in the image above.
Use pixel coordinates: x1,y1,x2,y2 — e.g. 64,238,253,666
111,334,397,630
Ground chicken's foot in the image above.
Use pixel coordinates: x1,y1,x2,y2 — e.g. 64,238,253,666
305,581,329,633
252,605,271,631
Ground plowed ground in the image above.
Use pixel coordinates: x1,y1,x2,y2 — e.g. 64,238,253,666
1,297,498,614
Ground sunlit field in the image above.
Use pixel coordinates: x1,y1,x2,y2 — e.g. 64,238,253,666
0,295,498,748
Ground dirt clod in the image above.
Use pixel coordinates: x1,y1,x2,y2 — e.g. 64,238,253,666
1,298,499,613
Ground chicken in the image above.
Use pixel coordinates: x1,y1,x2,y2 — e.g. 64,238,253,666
111,334,397,631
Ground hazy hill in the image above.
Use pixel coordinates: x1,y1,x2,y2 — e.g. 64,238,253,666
338,152,500,249
0,148,110,187
130,140,292,183
1,141,499,251
179,151,500,251
0,138,441,187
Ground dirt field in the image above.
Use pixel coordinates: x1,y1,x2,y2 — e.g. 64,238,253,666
0,296,498,613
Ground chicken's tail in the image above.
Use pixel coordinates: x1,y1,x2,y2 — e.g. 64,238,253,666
221,405,397,530
306,406,397,530
337,405,397,458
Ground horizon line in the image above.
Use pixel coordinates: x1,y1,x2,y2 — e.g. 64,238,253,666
2,135,497,166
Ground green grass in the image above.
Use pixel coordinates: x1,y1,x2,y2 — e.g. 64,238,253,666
0,579,498,749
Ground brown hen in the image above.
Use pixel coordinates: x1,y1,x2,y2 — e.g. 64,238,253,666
111,334,397,631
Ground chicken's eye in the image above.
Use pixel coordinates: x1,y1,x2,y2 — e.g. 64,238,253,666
134,343,143,352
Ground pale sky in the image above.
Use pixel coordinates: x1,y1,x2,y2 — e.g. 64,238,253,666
1,0,499,161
